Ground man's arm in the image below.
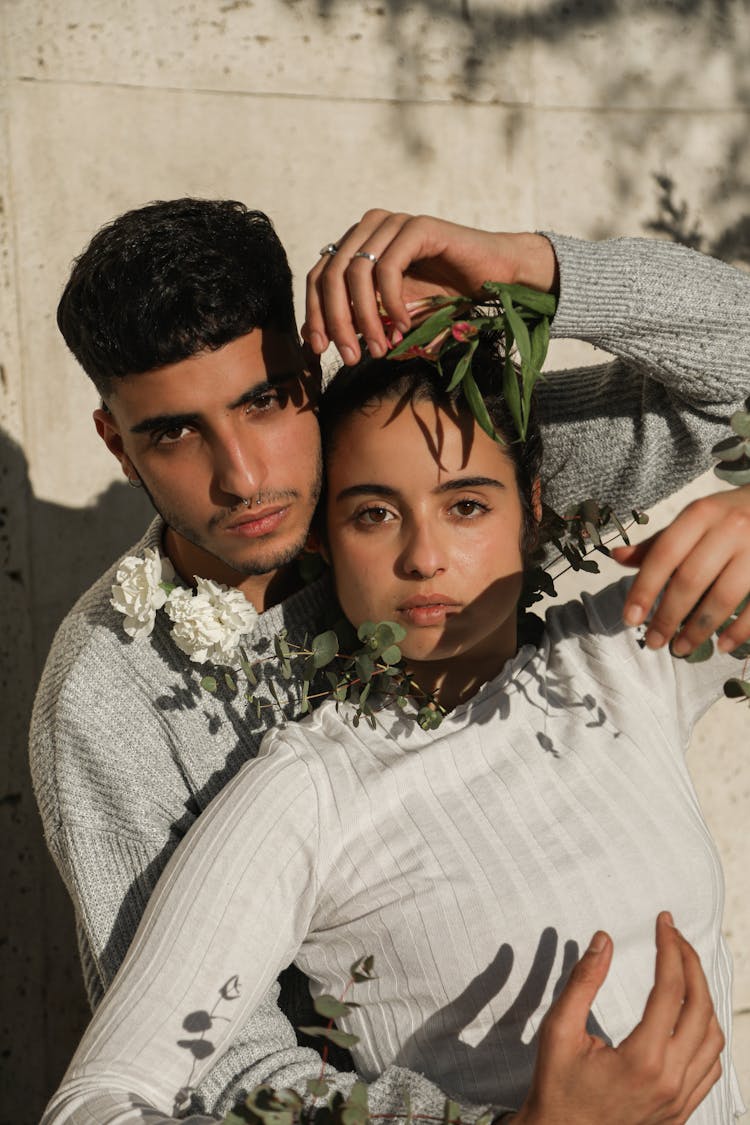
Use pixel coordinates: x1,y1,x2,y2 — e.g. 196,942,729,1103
303,210,750,650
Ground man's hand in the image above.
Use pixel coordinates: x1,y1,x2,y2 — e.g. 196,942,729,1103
510,912,724,1125
303,210,558,365
612,485,750,655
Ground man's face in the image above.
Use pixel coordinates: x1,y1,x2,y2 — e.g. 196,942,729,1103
96,329,322,590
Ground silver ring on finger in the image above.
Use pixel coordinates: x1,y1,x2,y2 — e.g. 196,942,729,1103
319,243,339,256
352,250,379,264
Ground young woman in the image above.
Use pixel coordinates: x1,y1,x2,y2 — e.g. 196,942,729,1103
43,340,745,1124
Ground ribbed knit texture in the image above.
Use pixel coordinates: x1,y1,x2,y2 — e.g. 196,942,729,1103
41,580,745,1123
30,234,750,1120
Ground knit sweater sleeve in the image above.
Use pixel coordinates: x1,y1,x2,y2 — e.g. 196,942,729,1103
536,234,750,516
41,739,499,1125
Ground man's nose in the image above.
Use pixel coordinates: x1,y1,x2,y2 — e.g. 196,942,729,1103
213,433,267,504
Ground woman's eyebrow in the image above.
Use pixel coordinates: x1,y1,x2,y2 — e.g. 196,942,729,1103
334,476,505,502
334,483,399,502
436,476,505,492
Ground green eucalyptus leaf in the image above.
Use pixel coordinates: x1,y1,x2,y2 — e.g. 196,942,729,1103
711,435,749,461
355,653,375,681
201,675,218,693
727,640,750,659
443,1099,461,1125
350,954,376,981
380,644,402,666
714,460,750,485
723,678,750,699
311,630,339,668
298,1026,359,1049
730,409,750,438
313,994,354,1019
224,672,237,693
306,1078,330,1099
357,621,377,642
679,637,715,662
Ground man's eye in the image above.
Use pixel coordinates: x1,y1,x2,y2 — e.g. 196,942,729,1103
356,506,395,526
248,390,282,413
451,499,488,518
155,426,191,445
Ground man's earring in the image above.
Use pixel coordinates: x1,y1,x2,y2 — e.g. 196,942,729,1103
127,477,142,488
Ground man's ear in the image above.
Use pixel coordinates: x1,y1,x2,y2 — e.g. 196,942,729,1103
93,406,138,482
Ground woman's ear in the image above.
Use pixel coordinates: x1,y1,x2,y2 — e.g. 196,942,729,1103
305,527,331,566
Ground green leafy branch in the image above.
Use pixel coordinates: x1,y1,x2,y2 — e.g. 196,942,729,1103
388,282,556,442
200,620,446,733
221,957,495,1125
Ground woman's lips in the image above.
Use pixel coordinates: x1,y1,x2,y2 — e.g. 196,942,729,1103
225,506,289,538
397,594,461,626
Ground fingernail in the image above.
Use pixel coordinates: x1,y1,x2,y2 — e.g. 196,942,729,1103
395,321,409,335
671,636,691,657
367,338,385,359
646,629,665,649
623,604,644,626
341,345,357,365
310,331,324,354
588,932,607,954
389,328,404,347
664,911,676,927
717,634,734,653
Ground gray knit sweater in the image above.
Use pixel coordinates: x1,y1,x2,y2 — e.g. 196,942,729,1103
30,233,750,1119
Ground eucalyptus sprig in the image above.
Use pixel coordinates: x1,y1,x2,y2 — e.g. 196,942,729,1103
201,619,446,733
387,282,557,442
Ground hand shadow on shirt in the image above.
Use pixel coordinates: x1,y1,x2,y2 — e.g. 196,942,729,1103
394,926,609,1104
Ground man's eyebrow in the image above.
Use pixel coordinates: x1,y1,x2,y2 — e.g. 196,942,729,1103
334,477,505,502
129,375,298,434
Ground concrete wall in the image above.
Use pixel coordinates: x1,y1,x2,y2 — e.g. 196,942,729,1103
0,1,747,1119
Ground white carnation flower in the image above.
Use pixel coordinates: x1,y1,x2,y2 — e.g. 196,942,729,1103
164,577,258,667
110,549,176,639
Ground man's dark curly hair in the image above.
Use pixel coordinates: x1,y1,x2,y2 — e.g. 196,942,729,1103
57,197,296,396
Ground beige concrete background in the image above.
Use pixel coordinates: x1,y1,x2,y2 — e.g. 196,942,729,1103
0,1,748,1120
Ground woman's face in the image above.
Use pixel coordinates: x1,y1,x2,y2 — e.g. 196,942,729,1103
325,396,529,680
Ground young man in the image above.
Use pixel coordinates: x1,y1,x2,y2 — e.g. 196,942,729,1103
31,197,750,1119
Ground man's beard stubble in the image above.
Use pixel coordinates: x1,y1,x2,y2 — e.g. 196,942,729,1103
134,454,323,578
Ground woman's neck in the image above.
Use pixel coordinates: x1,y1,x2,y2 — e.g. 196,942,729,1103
405,628,520,713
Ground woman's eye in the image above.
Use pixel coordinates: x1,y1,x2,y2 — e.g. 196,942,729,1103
356,506,395,526
452,499,487,518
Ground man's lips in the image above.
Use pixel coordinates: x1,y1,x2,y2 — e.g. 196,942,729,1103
397,594,461,625
223,505,289,538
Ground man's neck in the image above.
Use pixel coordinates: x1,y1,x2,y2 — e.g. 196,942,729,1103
162,525,302,613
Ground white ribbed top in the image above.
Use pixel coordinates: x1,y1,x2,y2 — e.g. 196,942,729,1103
42,579,745,1124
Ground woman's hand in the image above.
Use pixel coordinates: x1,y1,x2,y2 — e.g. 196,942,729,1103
303,210,557,365
510,912,724,1125
613,484,750,655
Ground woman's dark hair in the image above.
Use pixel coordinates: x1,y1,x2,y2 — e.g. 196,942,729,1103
57,198,296,395
318,333,543,556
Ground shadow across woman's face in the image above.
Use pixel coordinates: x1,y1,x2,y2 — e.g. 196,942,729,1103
323,396,528,701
